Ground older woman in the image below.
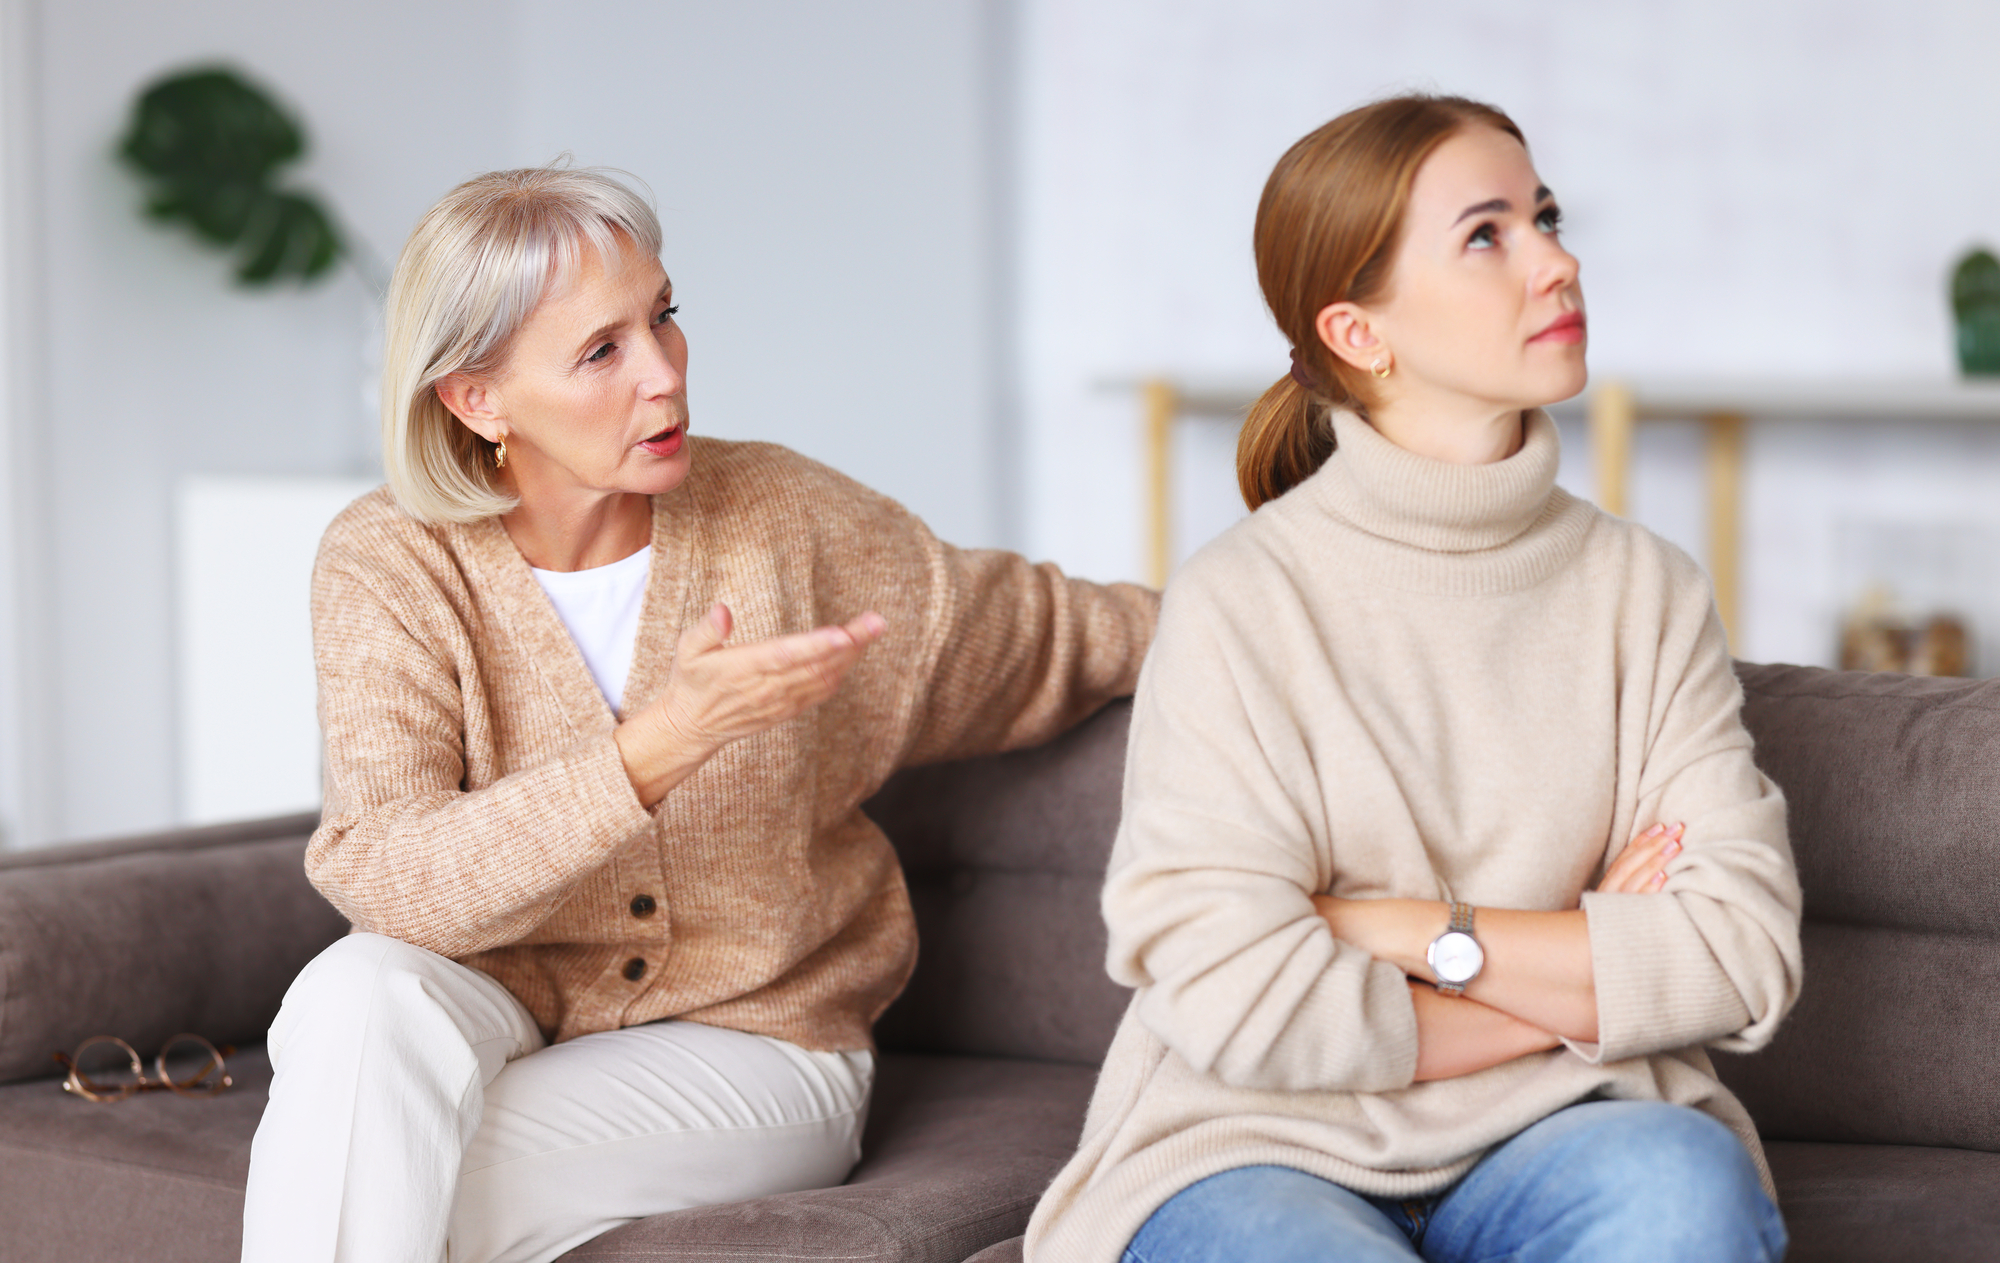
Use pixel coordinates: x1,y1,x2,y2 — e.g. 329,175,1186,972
240,167,1157,1263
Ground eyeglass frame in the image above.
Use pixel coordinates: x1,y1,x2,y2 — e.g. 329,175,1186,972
51,1032,234,1103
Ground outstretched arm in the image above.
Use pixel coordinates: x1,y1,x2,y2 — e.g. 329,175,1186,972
899,542,1158,766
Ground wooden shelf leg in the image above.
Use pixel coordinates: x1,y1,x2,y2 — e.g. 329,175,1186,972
1704,411,1747,652
1142,379,1177,589
1589,380,1636,517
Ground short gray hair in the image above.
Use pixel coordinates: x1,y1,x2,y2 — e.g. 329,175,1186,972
381,165,662,523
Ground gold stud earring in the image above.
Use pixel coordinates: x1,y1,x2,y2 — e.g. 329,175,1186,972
494,437,508,469
1370,357,1393,379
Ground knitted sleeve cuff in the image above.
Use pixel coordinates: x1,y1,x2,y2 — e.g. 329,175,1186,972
1569,891,1754,1064
1234,950,1421,1093
556,729,655,837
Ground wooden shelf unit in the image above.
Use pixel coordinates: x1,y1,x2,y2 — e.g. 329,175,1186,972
1588,378,2000,648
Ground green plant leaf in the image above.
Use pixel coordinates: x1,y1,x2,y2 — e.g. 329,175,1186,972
122,69,301,184
119,65,345,286
236,191,342,284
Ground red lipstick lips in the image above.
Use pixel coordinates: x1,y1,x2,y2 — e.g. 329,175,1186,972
1530,311,1586,344
638,423,685,457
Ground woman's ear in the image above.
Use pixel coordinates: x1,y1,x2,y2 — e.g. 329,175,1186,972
1315,302,1388,375
434,373,505,444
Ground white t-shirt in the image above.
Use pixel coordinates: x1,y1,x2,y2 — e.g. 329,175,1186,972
529,545,651,716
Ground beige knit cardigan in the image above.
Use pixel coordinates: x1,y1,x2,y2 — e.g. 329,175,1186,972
1026,409,1803,1263
307,437,1158,1050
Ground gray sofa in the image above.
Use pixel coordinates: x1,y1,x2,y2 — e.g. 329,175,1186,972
0,662,1996,1261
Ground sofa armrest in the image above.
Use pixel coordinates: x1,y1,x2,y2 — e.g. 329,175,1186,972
0,815,348,1083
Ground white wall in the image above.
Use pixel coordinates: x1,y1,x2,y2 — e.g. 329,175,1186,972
509,0,1013,551
175,476,377,824
1015,0,2000,669
18,0,516,844
1,0,1011,846
0,0,34,850
15,0,2000,844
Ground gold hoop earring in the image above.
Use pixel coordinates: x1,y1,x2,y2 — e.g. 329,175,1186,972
1370,357,1392,379
494,438,508,469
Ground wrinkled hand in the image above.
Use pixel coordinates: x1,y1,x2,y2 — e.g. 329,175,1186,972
616,602,885,806
654,602,886,754
1596,821,1684,894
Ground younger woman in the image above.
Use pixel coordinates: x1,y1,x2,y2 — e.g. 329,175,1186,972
1026,95,1801,1263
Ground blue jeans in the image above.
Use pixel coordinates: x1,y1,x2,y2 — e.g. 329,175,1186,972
1122,1101,1787,1263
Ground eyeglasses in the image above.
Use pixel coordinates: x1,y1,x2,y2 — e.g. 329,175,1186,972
51,1033,234,1103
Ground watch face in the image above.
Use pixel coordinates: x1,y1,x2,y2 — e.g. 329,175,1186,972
1431,931,1484,985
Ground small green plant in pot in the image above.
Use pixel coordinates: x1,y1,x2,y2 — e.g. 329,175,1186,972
1951,247,2000,376
118,66,345,286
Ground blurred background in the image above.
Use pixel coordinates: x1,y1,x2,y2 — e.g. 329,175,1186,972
1,0,1998,848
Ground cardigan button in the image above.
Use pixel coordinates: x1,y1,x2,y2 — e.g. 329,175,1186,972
622,957,647,982
630,894,656,918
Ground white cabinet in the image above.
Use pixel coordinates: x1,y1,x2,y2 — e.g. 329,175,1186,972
175,476,377,824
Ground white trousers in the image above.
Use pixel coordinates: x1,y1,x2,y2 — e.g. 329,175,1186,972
240,933,873,1263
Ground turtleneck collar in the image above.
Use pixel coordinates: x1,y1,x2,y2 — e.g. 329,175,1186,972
1310,407,1562,554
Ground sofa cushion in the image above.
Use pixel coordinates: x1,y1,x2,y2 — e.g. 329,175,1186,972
1764,1140,2000,1263
0,814,347,1083
0,1045,271,1262
1735,664,2000,938
867,700,1133,1066
0,1048,1096,1263
0,811,321,872
558,1053,1097,1261
1724,665,2000,1153
1712,922,2000,1152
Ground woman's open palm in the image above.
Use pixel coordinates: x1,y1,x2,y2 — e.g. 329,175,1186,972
654,602,886,754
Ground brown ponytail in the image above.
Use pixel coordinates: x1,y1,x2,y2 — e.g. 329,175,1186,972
1236,94,1523,510
1238,374,1335,511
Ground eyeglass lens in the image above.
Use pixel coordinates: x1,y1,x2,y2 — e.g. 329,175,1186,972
68,1035,144,1100
157,1034,230,1096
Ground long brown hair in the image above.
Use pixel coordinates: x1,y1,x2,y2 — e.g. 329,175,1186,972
1236,95,1523,510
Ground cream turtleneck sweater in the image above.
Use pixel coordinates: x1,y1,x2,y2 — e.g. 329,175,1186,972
1025,409,1803,1263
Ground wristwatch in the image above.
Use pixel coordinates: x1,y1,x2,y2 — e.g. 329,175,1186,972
1425,902,1484,997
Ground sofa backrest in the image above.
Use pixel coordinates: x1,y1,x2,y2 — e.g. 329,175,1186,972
1715,663,2000,1154
17,660,1985,1149
868,699,1133,1066
0,695,1140,1085
0,813,346,1083
876,668,2000,1159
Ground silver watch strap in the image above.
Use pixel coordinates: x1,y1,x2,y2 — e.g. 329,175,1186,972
1437,902,1477,997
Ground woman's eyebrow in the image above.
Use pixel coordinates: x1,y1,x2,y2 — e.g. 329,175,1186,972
1452,187,1554,226
572,281,674,355
574,318,623,355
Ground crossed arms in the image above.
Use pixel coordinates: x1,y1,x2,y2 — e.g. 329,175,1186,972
1314,822,1682,1081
